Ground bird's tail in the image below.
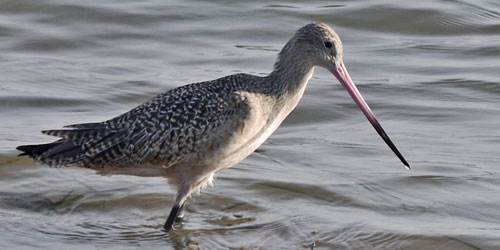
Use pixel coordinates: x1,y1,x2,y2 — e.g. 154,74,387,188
16,140,84,167
17,122,130,168
17,142,62,157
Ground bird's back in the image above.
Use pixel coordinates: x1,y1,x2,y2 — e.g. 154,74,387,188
18,73,263,171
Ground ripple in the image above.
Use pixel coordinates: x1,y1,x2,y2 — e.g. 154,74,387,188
1,0,500,249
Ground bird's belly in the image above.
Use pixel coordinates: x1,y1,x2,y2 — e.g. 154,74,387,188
215,122,274,170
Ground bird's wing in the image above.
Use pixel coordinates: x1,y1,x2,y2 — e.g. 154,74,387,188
24,75,254,169
104,79,251,168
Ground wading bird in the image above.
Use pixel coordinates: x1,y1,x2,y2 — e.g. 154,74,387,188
17,23,410,231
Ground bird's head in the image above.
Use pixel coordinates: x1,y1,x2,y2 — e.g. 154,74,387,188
277,23,410,169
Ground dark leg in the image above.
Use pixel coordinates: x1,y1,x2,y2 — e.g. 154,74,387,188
164,185,192,231
164,203,181,231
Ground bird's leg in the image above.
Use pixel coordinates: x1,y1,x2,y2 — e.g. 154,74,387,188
164,202,183,231
175,203,186,222
164,188,190,231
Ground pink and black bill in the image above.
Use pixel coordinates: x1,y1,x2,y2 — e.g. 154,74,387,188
332,61,411,169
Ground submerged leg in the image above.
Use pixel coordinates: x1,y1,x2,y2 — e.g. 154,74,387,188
164,203,183,231
164,173,212,231
164,189,190,231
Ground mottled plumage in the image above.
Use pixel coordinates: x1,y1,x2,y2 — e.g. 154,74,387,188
18,23,409,231
34,74,259,168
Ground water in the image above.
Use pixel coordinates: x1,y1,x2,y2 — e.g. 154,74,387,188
1,0,500,249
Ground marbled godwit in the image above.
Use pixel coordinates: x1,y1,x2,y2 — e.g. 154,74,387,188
17,23,410,231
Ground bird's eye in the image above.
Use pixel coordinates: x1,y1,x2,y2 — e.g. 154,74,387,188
324,41,332,48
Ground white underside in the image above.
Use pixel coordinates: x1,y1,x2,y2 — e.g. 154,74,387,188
215,68,315,172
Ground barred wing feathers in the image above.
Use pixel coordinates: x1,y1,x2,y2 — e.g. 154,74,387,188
17,74,253,169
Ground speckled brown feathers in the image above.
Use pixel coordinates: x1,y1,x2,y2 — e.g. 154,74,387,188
18,73,265,169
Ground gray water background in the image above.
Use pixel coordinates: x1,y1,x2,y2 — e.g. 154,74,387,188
1,0,500,249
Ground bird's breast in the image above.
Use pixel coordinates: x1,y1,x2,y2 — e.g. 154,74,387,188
214,78,310,170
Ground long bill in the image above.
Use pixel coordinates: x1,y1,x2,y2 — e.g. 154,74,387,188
332,61,410,169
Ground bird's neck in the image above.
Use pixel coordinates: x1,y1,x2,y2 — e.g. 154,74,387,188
266,58,315,98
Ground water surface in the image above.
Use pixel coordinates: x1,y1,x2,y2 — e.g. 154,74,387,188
1,0,500,249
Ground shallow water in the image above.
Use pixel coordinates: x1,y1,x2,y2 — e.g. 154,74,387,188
1,0,500,249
